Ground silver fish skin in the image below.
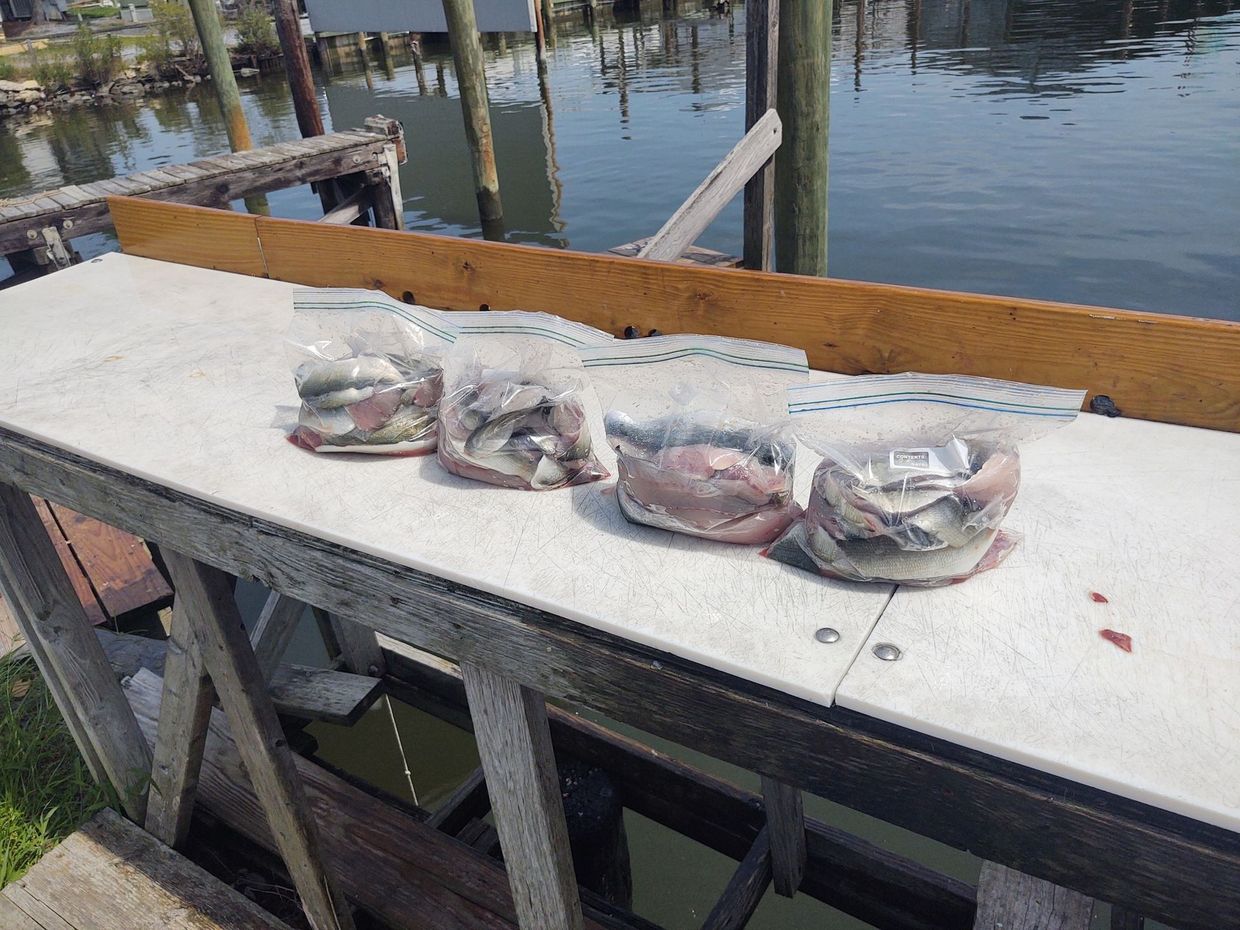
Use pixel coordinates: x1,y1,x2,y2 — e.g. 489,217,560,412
296,354,405,398
605,410,795,468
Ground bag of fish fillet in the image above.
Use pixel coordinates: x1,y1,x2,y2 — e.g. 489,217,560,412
766,374,1086,585
579,335,809,544
287,289,458,454
436,311,612,490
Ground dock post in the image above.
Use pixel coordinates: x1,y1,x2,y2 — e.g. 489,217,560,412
760,775,806,897
272,0,325,137
742,0,778,270
186,0,252,152
773,0,830,275
461,662,583,930
441,0,505,230
0,484,152,823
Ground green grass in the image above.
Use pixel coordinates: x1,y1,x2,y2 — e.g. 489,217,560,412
0,653,110,887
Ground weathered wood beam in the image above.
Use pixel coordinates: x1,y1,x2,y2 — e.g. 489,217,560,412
639,109,781,263
124,668,641,930
462,662,584,930
742,0,778,271
2,430,1236,930
318,188,371,225
700,828,772,930
1110,907,1144,930
0,482,151,822
759,776,805,897
427,766,491,834
328,614,386,677
973,862,1093,930
159,550,355,930
381,642,976,930
145,600,214,848
250,591,305,676
99,627,383,726
0,140,390,257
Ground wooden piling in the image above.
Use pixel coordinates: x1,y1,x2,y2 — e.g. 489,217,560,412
441,0,504,226
272,0,325,137
186,0,252,152
774,0,830,276
742,0,778,270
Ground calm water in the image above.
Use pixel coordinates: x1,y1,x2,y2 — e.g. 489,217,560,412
8,1,1234,924
2,0,1239,318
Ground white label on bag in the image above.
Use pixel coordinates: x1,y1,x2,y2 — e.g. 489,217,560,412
889,440,969,476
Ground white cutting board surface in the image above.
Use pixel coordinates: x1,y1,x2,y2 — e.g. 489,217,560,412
0,253,891,705
836,411,1240,833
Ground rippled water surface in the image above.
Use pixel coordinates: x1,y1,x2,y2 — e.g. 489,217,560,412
2,0,1238,318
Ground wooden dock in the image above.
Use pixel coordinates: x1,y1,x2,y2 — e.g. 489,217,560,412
0,121,404,281
0,809,293,930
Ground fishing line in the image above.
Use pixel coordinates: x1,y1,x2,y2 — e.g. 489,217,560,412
384,694,419,806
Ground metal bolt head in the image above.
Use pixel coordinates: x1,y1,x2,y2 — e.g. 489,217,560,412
63,218,74,229
27,229,37,240
352,154,362,164
814,627,840,644
873,643,902,661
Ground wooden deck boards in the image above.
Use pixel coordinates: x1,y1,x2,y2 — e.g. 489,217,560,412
0,809,293,930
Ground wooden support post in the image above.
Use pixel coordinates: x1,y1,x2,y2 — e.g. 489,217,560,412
426,765,490,833
759,775,805,897
441,0,504,226
460,662,583,930
742,0,778,271
249,591,305,677
187,0,253,152
366,143,405,230
974,862,1093,930
272,0,325,138
160,550,355,930
329,614,386,677
700,828,772,930
145,598,214,848
0,483,151,822
774,0,829,276
638,109,781,263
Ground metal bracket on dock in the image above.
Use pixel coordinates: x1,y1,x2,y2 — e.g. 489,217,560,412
39,224,74,270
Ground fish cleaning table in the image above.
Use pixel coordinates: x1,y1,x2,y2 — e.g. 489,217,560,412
2,251,1238,930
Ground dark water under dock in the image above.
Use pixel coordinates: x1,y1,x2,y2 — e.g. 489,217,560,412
2,0,1238,319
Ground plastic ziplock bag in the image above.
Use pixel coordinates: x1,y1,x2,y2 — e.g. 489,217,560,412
580,335,808,544
766,373,1086,584
436,311,612,490
286,289,458,455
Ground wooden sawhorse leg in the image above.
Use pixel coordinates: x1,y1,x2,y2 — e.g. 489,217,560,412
0,483,151,822
159,550,355,930
460,661,583,930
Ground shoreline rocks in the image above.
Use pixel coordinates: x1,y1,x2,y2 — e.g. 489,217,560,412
0,66,213,122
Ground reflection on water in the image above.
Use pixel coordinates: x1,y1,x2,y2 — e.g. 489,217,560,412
2,0,1238,319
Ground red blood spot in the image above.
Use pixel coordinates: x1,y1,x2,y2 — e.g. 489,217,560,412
1090,591,1109,603
1100,629,1132,653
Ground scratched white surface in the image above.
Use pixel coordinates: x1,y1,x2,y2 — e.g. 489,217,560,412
0,253,892,705
837,412,1240,833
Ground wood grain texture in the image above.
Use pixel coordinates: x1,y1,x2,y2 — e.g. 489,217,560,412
250,592,305,676
973,862,1093,930
125,669,620,930
97,627,382,726
159,551,355,930
0,886,76,930
461,662,584,930
109,198,267,277
2,430,1238,930
8,808,293,930
49,504,171,618
743,0,778,271
146,600,214,849
428,766,492,833
700,828,772,930
327,613,385,676
638,109,781,262
759,776,805,897
442,0,503,222
384,641,975,930
0,893,45,930
0,589,20,656
194,210,1238,432
0,483,151,820
35,499,106,626
1110,907,1144,930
